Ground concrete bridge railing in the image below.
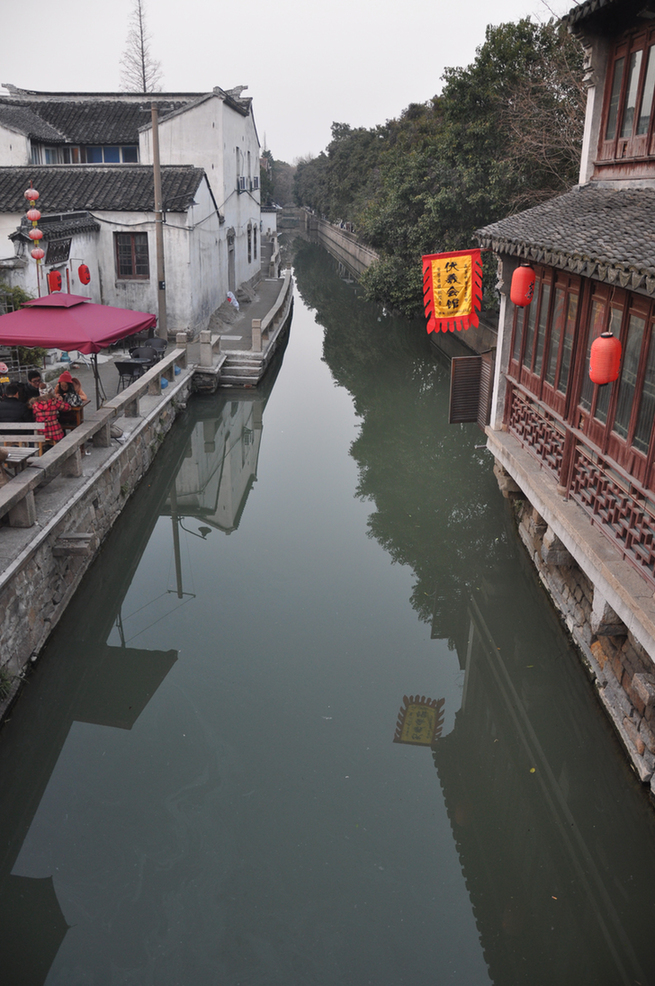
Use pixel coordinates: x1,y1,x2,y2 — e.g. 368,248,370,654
0,343,188,528
252,268,293,353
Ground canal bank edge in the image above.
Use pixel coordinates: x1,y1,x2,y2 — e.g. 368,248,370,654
0,276,294,722
490,431,655,794
0,358,193,718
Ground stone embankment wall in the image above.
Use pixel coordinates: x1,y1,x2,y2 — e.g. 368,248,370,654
301,211,378,277
300,209,498,357
0,368,193,717
495,461,655,792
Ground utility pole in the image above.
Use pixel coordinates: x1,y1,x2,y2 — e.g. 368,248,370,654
151,103,167,339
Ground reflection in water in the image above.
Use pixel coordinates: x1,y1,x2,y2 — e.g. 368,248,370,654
0,363,282,984
294,241,655,985
1,242,655,984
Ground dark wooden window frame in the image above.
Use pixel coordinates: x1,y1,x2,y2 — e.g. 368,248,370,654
507,271,655,490
114,232,150,280
598,25,655,166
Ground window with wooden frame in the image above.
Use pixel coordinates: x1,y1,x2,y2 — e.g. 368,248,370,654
599,26,655,164
512,267,553,393
573,287,655,481
114,232,149,279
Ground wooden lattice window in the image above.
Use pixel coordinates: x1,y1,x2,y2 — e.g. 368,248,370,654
599,26,655,164
114,233,149,280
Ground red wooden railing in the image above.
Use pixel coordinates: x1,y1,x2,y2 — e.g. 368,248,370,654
505,380,655,587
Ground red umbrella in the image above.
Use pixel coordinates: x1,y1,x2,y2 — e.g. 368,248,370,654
0,293,157,407
2,293,156,353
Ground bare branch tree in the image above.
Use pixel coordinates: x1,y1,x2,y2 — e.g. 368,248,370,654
120,0,163,93
501,25,586,210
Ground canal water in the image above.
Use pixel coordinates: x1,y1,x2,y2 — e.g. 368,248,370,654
3,241,655,985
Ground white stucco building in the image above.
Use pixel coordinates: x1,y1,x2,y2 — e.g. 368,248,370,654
0,85,262,335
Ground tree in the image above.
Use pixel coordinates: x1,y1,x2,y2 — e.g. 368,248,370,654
120,0,163,93
293,18,585,318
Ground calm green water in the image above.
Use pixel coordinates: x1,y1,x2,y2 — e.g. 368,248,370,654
2,241,655,985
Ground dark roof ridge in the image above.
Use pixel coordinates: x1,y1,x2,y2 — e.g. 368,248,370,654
0,164,208,214
476,183,655,297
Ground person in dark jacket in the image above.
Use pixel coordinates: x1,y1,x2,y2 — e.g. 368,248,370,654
21,370,46,402
0,383,33,422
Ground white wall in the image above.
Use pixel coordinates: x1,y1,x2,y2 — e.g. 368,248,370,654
1,178,223,334
140,93,261,294
0,126,30,166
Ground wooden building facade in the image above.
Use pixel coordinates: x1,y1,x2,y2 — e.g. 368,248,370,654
477,0,655,788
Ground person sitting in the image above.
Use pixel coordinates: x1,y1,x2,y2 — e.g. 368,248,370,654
22,369,47,401
55,370,87,406
29,389,66,447
0,382,33,423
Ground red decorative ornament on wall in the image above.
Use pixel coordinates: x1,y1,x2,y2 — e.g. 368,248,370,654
589,332,622,385
510,264,536,307
47,270,62,293
78,263,91,285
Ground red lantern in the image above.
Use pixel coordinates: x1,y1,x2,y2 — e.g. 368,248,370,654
26,208,41,223
24,187,39,202
78,263,91,285
510,264,536,306
31,247,45,260
589,332,622,385
47,270,62,293
28,227,43,241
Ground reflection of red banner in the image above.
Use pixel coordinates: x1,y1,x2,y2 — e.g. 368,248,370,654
422,249,483,334
393,694,445,746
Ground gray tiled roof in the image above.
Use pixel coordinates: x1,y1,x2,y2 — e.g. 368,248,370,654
0,166,205,213
0,103,63,141
476,184,655,297
10,213,101,241
0,98,189,144
564,0,655,30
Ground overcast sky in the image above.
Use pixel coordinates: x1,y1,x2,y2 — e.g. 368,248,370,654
2,0,574,163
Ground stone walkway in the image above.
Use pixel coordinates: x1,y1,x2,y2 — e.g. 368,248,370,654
54,269,288,401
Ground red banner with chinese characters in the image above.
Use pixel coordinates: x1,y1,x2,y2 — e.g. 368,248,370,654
422,249,483,334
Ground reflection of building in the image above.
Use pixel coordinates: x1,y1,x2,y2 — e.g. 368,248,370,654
429,588,655,986
168,397,264,533
0,420,189,984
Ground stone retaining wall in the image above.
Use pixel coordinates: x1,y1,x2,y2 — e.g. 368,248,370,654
301,211,378,277
0,377,192,716
496,461,655,792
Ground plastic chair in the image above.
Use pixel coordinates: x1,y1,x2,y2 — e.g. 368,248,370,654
144,338,167,360
116,361,145,392
129,346,158,362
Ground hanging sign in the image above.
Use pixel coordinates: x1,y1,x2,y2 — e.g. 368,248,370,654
422,249,483,334
392,694,445,746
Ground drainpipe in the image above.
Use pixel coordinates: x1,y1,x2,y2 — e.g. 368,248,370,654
151,103,168,341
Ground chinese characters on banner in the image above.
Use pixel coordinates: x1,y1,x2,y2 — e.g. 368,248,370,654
422,249,483,334
392,694,446,747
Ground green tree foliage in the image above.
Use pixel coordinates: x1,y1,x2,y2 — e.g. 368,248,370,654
260,151,297,206
294,18,585,317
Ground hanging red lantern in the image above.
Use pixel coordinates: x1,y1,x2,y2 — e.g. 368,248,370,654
24,186,39,202
510,264,536,307
78,263,91,285
28,227,43,241
30,246,45,260
589,332,622,385
26,208,41,223
47,270,62,293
